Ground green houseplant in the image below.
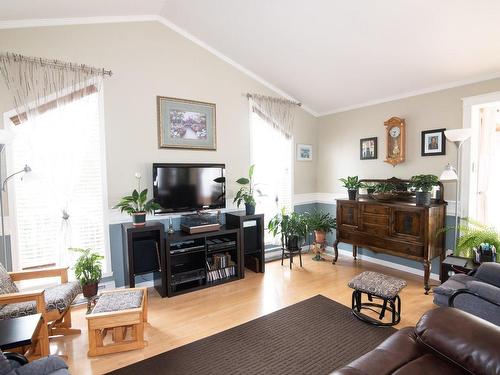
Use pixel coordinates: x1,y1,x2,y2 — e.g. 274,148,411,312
70,248,104,298
371,182,396,201
448,218,500,260
305,210,336,243
410,174,439,206
339,176,363,200
234,165,261,215
114,173,161,226
268,208,308,250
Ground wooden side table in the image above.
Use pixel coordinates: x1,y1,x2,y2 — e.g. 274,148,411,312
0,313,49,360
440,255,478,283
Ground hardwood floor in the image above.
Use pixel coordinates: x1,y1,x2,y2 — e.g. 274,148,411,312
52,253,438,374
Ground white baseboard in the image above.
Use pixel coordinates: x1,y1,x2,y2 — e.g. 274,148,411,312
327,246,440,281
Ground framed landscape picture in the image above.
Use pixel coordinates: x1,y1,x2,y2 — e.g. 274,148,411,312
157,96,216,150
297,144,313,161
360,137,377,160
421,128,446,156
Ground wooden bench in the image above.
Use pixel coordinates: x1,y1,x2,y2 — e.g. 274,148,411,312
86,288,148,357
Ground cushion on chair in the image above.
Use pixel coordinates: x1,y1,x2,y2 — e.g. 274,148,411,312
0,281,81,320
91,290,144,314
348,271,407,299
9,356,68,375
433,273,477,306
0,352,12,375
0,264,19,309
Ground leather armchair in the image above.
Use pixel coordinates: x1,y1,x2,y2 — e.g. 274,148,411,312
332,307,500,375
434,262,500,326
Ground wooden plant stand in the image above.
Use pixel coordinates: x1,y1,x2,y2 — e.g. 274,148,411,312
86,288,148,357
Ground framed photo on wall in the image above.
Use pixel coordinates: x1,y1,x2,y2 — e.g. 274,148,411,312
421,128,446,156
297,144,313,161
157,96,216,150
360,137,377,160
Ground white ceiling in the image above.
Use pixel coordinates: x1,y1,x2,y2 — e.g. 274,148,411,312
2,0,500,115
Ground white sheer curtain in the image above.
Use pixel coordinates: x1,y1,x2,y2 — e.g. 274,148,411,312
249,96,294,246
475,107,500,229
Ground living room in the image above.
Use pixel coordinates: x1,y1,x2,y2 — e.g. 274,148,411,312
0,1,499,374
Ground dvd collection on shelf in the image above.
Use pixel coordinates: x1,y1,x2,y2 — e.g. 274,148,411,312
206,252,236,282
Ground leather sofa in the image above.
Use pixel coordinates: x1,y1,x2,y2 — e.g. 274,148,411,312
332,307,500,375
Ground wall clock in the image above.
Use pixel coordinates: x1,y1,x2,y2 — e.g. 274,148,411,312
384,117,406,167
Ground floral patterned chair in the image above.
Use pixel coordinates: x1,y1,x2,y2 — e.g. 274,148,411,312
0,263,81,356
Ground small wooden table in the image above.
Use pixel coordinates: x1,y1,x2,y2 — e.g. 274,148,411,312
0,313,48,360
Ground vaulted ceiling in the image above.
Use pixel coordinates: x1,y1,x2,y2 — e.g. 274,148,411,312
2,0,500,115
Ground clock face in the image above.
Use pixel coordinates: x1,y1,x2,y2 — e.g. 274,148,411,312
389,126,401,138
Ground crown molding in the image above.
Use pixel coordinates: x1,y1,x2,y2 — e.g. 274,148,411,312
0,15,159,29
317,71,500,117
0,14,318,117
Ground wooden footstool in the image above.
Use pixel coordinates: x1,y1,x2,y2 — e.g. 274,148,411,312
86,288,148,356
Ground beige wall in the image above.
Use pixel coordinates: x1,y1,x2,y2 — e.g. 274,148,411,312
317,78,500,200
0,21,317,208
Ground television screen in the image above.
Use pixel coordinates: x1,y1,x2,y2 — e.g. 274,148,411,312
153,163,225,213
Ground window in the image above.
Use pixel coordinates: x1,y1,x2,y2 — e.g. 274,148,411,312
250,111,292,246
7,92,109,273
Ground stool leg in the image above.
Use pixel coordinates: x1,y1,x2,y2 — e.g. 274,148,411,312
356,291,362,312
379,299,388,320
299,248,303,267
281,248,284,266
391,300,396,324
290,250,293,269
351,291,356,310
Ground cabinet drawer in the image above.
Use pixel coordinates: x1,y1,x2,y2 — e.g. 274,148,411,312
362,204,389,215
362,214,389,226
362,223,389,237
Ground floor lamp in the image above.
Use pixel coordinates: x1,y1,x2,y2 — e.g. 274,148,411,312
439,128,472,251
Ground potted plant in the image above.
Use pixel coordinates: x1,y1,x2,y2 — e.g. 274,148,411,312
268,208,308,250
114,173,161,226
70,248,104,298
362,182,377,195
448,218,500,260
305,210,336,243
371,182,396,201
339,176,362,200
410,174,439,206
234,165,261,215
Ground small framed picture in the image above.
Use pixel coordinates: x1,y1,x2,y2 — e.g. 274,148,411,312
297,144,313,161
157,96,216,150
421,128,446,156
360,137,377,160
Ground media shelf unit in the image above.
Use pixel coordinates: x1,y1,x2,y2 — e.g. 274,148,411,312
162,226,241,297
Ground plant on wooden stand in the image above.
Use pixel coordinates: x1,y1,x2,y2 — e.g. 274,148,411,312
268,208,308,251
410,174,439,206
114,173,161,226
70,248,104,298
304,210,337,261
339,176,363,200
234,165,262,215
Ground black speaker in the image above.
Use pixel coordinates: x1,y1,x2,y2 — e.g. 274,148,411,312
133,239,160,274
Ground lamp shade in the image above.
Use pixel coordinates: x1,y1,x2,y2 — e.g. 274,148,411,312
440,163,458,181
444,128,472,143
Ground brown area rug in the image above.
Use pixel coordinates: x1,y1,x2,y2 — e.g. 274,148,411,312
108,295,396,375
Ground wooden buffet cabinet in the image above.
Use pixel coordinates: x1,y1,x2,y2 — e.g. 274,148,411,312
333,181,447,294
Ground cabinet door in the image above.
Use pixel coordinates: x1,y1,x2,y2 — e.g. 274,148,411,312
338,202,358,230
392,208,424,242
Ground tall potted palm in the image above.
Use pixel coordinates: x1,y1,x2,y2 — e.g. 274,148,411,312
70,248,104,298
114,173,161,226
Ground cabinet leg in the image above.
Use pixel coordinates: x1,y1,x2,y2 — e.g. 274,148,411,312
353,245,358,260
332,240,339,264
423,260,431,295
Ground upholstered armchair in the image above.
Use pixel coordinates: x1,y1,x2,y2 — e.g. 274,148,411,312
433,262,500,326
0,263,81,356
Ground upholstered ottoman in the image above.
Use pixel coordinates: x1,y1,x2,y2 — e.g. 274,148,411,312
85,288,148,356
348,271,407,326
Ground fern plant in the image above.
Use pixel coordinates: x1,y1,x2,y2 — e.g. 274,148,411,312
440,218,500,259
70,248,104,286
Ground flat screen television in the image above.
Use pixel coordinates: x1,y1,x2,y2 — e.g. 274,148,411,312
153,163,226,214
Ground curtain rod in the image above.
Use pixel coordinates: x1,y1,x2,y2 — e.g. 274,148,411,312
0,52,113,77
246,93,301,107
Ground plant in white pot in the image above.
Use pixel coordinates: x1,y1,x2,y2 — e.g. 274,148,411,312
114,173,161,226
70,248,104,298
